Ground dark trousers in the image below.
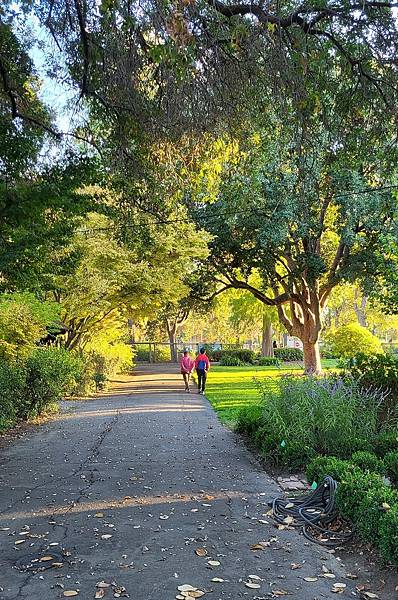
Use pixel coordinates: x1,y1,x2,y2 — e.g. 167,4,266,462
197,369,207,392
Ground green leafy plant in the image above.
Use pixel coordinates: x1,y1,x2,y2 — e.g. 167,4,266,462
256,375,382,460
336,470,384,522
306,456,358,486
373,431,398,457
220,353,244,366
0,362,27,430
257,356,281,367
327,323,383,360
351,451,385,475
379,505,398,565
235,404,265,436
24,348,84,417
384,451,398,486
348,353,398,423
274,348,303,362
357,486,398,543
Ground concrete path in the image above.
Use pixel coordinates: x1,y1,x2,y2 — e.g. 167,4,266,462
0,365,395,599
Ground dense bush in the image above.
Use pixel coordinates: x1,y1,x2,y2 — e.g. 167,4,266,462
384,451,398,486
220,353,244,366
379,505,398,565
0,292,59,361
206,349,222,362
274,347,303,361
24,348,84,416
327,323,383,359
306,456,358,485
348,353,398,423
0,348,85,430
236,404,266,436
336,469,384,522
0,362,27,430
357,486,398,543
225,348,256,364
134,346,170,362
373,431,398,457
257,356,281,366
254,376,383,459
351,451,385,474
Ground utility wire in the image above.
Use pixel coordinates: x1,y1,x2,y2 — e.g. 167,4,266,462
76,184,398,236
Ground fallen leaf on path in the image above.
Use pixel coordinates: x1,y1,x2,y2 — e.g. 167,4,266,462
101,534,112,540
290,563,302,570
273,591,289,596
94,513,104,518
211,578,224,582
14,540,25,544
207,560,220,566
245,582,261,589
362,594,379,599
322,565,329,573
248,575,262,581
285,503,294,509
63,592,79,597
195,548,207,557
95,591,105,599
250,542,269,551
96,582,111,589
178,585,197,592
51,562,63,568
323,573,336,579
40,556,54,562
346,573,358,579
283,516,294,525
331,583,346,594
303,577,318,582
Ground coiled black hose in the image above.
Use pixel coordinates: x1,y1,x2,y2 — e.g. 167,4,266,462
270,475,353,546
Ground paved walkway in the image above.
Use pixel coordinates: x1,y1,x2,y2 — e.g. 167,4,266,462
0,365,395,599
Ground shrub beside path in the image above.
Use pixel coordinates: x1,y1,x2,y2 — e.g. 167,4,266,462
0,364,396,599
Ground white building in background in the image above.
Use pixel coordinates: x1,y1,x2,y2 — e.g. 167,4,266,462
283,334,304,350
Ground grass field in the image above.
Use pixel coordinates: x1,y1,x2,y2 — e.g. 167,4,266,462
205,360,339,424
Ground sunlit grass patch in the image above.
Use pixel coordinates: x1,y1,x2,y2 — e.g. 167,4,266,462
205,361,338,424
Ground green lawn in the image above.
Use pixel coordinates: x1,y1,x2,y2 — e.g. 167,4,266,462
205,360,339,424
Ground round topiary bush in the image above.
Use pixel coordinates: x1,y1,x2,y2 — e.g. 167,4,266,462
384,451,398,486
379,505,398,566
357,486,398,543
327,323,383,360
351,451,385,475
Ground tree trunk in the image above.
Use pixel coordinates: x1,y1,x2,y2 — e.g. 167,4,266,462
354,291,367,327
261,315,274,357
303,339,322,375
166,320,178,363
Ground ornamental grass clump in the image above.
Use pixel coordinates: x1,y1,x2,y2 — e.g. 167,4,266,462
255,375,389,462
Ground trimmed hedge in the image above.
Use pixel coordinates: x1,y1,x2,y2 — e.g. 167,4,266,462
305,454,398,565
220,353,244,366
384,451,398,486
274,347,304,361
379,505,398,565
351,451,385,474
257,356,281,366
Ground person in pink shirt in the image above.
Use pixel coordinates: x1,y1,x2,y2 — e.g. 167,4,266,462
195,347,211,394
179,349,195,393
